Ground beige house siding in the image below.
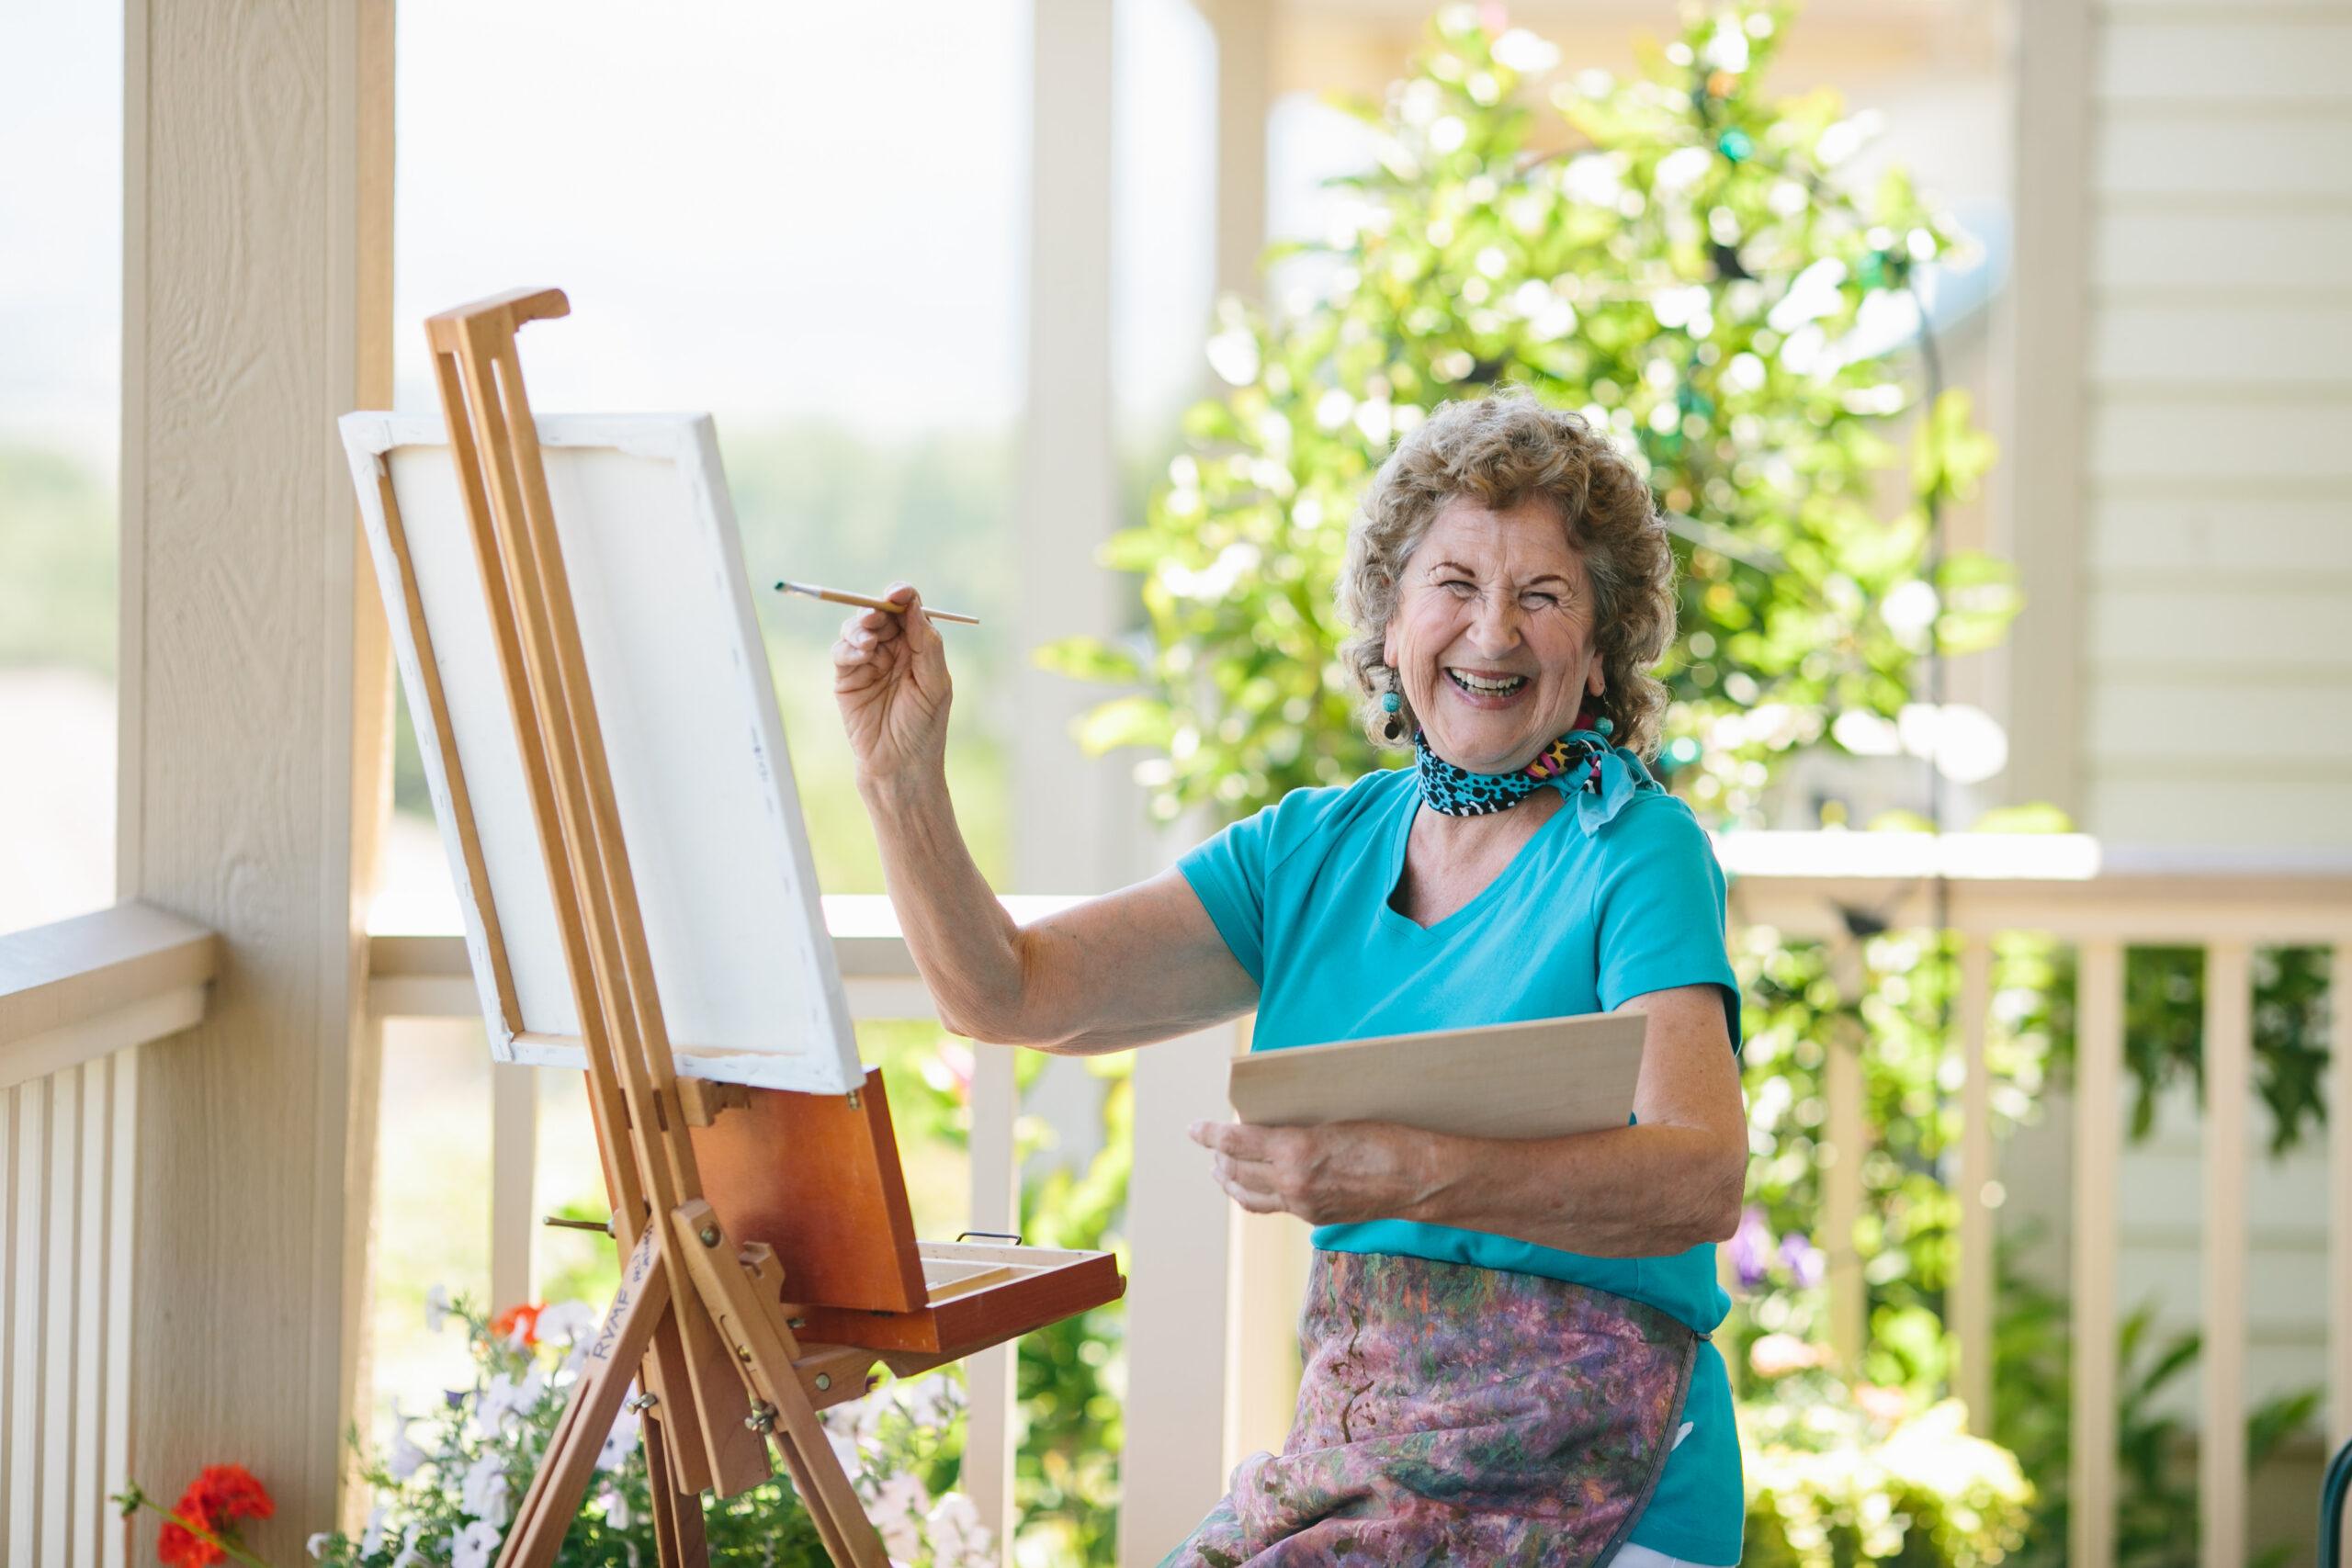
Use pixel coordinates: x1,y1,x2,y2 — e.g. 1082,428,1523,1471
2074,5,2352,848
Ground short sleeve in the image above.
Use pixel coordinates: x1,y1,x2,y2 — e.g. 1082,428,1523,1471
1593,797,1743,1051
1176,805,1276,986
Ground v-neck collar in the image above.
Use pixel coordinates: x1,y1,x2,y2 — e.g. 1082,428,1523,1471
1376,781,1574,939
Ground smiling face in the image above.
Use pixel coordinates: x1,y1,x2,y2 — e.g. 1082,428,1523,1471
1382,494,1604,774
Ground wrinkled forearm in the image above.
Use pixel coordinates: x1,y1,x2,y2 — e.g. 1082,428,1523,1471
856,769,1035,1043
1401,1120,1746,1258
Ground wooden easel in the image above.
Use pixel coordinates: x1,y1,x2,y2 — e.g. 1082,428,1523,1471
409,289,1122,1568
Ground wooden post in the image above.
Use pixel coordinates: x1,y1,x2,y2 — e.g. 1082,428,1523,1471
963,1047,1020,1554
119,1,393,1552
1120,1023,1239,1568
491,1065,538,1311
2199,942,2251,1568
1204,0,1272,303
2332,941,2352,1448
1824,936,1869,1371
1995,0,2093,818
1954,937,1996,1432
2071,941,2125,1568
1016,0,1125,895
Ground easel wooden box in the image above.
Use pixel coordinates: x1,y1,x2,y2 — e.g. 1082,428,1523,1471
341,288,1121,1568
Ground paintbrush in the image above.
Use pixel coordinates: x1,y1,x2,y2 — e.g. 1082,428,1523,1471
773,579,980,626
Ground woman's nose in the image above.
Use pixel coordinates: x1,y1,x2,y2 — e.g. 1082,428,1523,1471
1467,592,1524,655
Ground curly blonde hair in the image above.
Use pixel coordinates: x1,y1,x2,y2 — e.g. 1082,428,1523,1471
1337,390,1677,758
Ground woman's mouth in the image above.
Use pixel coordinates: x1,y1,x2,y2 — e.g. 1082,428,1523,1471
1444,668,1529,704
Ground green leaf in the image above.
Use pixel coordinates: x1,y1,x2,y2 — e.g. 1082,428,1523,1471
1071,694,1173,755
1034,636,1141,684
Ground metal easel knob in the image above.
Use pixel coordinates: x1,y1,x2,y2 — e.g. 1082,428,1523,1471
625,1392,659,1414
744,1402,778,1433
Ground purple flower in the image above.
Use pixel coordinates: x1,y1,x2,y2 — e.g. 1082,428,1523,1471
1780,1233,1826,1290
1729,1205,1776,1289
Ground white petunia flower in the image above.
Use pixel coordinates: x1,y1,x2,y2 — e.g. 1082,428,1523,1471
389,1526,429,1568
826,1427,865,1486
460,1450,512,1528
359,1504,390,1556
597,1404,642,1472
472,1364,546,1439
384,1405,428,1482
450,1519,503,1568
601,1486,634,1530
536,1300,597,1344
905,1374,961,1430
927,1493,993,1567
306,1533,331,1560
870,1472,930,1561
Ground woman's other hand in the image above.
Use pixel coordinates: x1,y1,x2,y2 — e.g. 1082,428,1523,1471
833,581,952,790
1189,1119,1436,1226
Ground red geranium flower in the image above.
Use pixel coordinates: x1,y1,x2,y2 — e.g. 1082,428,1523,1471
492,1301,546,1347
156,1512,220,1568
152,1464,273,1568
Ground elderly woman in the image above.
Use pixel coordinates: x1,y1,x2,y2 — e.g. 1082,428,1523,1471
832,393,1747,1568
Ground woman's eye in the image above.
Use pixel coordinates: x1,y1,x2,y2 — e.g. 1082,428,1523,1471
1442,580,1477,595
1521,592,1559,609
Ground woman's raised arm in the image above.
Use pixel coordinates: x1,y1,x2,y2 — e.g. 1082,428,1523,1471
835,582,1258,1053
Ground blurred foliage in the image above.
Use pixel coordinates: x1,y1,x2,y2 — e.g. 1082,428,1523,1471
2098,945,2333,1156
0,445,115,672
1741,1381,2031,1566
1042,1,2011,825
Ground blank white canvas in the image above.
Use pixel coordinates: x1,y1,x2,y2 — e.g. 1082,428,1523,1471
340,412,862,1094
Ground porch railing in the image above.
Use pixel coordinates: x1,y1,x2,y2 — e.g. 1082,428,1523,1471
0,900,217,1568
3,839,2346,1568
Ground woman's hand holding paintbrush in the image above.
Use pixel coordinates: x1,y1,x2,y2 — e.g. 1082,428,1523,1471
825,581,956,794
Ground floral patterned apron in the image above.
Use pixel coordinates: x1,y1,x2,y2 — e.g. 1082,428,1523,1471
1161,1250,1701,1568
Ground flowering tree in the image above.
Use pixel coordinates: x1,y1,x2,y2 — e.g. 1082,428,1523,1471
1042,1,2008,826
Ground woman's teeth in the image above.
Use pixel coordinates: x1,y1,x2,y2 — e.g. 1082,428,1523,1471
1446,670,1527,695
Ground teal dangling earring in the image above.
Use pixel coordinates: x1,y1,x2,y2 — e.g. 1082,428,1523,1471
1379,666,1408,745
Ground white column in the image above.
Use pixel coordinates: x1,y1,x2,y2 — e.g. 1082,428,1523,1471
1016,0,1126,895
2071,941,2125,1568
1204,0,1272,302
1824,936,1868,1370
2199,942,2251,1568
963,1047,1021,1557
119,1,394,1551
1993,0,2093,818
1954,937,1996,1431
1121,1023,1241,1567
2331,941,2352,1447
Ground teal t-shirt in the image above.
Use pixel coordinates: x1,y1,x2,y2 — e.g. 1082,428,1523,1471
1177,763,1745,1565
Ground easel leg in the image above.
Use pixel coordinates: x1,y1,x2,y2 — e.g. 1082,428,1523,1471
644,1409,709,1567
497,1234,672,1568
669,1207,891,1568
